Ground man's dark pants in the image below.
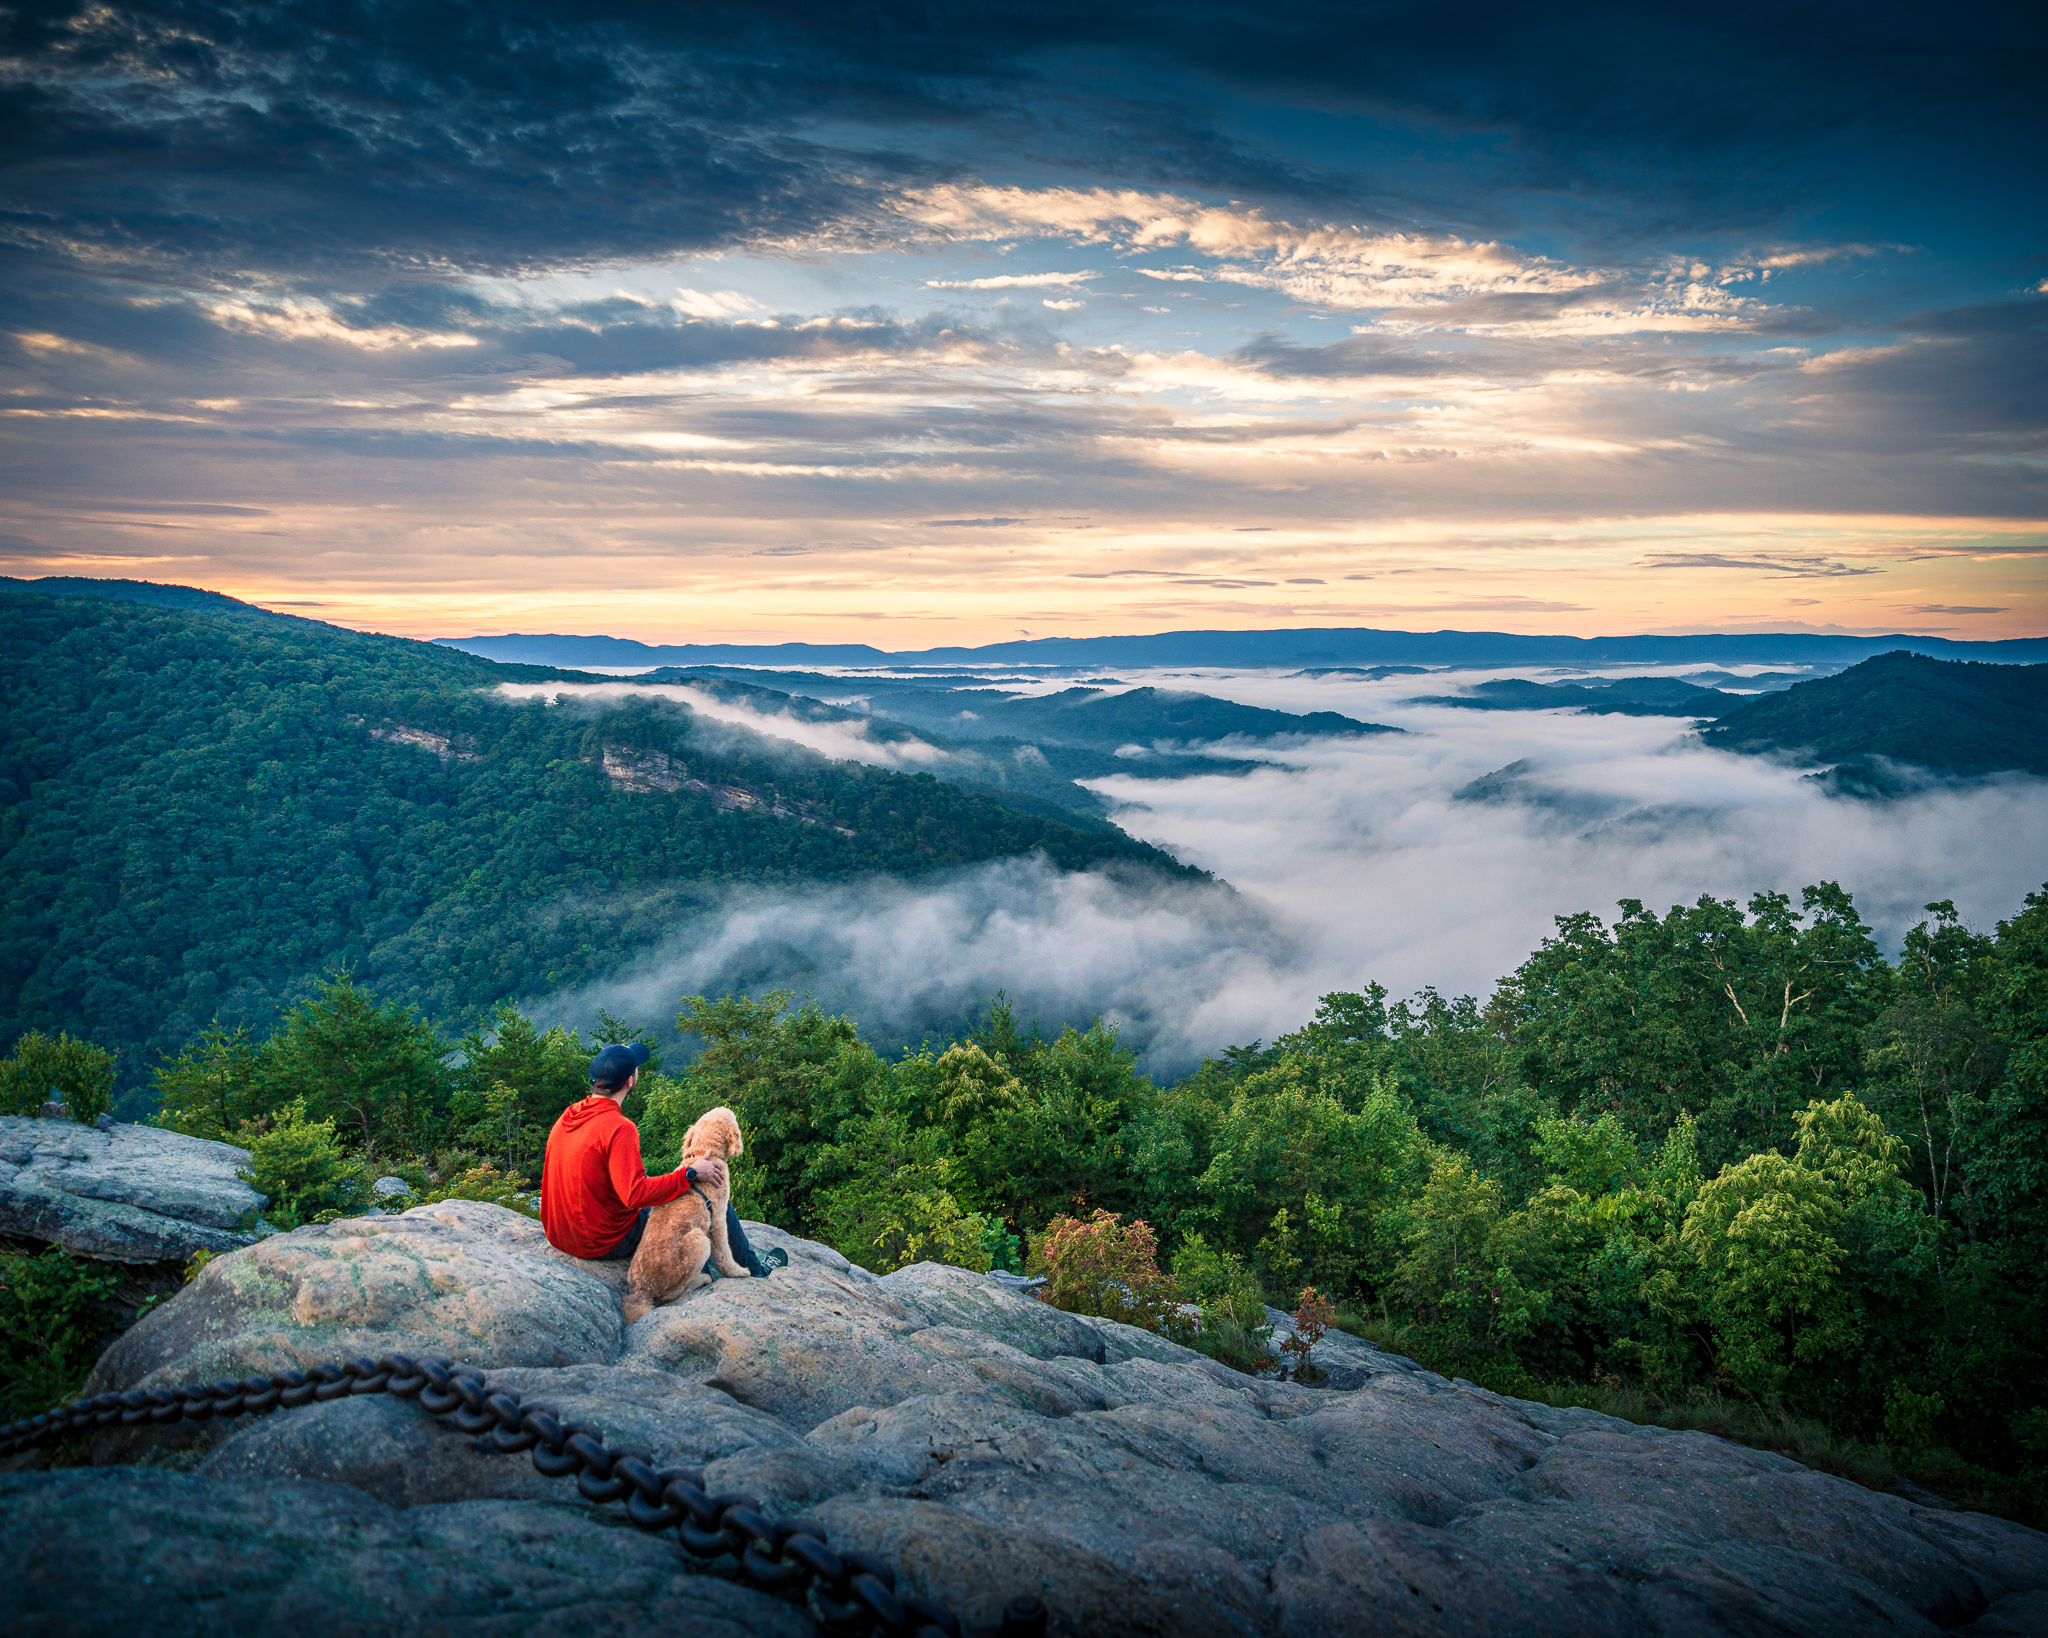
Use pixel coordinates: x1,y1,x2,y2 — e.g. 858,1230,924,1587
597,1201,769,1276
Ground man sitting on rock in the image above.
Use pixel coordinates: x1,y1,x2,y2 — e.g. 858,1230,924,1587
540,1042,781,1277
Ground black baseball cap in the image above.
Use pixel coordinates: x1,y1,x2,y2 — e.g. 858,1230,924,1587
588,1042,651,1088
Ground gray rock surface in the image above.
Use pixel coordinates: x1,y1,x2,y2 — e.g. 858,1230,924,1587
11,1199,2048,1637
2,1467,815,1638
0,1114,265,1262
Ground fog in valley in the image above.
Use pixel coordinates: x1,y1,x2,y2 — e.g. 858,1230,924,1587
538,668,2048,1072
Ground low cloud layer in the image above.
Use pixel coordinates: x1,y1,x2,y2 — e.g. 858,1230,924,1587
535,668,2048,1072
493,680,946,768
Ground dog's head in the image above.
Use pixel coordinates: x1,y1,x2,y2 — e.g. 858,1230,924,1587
682,1104,744,1162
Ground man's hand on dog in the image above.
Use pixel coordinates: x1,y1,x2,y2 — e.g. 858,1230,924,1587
686,1157,729,1192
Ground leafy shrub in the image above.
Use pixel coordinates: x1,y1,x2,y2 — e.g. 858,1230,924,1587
425,1162,539,1219
1172,1232,1275,1373
1,1031,116,1124
982,1216,1024,1274
1033,1208,1180,1332
859,1188,995,1274
0,1246,121,1416
1281,1286,1338,1382
235,1099,370,1228
1884,1386,1946,1452
1392,1155,1550,1356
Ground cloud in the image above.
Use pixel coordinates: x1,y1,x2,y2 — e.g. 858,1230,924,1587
200,296,480,350
6,0,2036,301
1637,553,1881,578
1042,298,1086,311
490,681,948,769
925,273,1097,290
895,185,1610,311
672,289,772,319
534,666,2048,1072
1898,604,2009,614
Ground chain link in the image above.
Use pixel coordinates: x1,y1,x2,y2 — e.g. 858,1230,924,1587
2,1356,1050,1638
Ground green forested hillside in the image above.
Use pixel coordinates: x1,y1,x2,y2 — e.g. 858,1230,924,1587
655,668,1394,747
1412,675,1736,716
0,588,1187,1105
1702,651,2048,777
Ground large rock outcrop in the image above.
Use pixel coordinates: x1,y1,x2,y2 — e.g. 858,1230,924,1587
8,1197,2047,1637
0,1115,263,1262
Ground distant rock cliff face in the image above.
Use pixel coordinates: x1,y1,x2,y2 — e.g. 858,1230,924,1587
7,1198,2047,1636
0,1116,263,1262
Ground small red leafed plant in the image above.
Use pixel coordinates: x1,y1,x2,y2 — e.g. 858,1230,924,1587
1033,1207,1182,1333
1281,1286,1338,1380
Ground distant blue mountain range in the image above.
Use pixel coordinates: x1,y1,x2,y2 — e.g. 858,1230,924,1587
432,624,2048,669
8,578,2043,668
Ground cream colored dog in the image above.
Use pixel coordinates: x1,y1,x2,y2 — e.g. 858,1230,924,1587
621,1106,750,1323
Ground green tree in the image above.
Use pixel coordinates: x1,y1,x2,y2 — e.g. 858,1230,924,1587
450,1005,589,1172
236,1098,370,1227
1501,884,1894,1170
1677,1093,1916,1412
152,1024,265,1141
1194,1059,1426,1297
947,1023,1157,1237
1972,889,2048,1244
1682,1150,1852,1400
0,1031,116,1124
1862,903,2003,1234
260,976,451,1159
1392,1155,1551,1360
646,993,894,1235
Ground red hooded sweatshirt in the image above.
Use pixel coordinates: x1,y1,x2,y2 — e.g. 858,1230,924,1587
541,1096,689,1258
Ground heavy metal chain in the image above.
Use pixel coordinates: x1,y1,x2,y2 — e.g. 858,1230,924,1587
1,1354,1050,1638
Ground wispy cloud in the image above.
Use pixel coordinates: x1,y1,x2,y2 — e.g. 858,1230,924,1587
490,681,948,769
672,288,772,319
925,272,1097,290
1637,553,1882,578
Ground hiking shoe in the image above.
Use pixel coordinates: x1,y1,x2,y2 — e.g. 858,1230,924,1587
764,1247,790,1273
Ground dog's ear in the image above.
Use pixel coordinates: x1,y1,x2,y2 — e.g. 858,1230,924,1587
710,1105,743,1158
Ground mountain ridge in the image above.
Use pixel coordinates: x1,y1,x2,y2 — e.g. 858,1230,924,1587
8,579,2041,666
438,624,2048,669
1702,650,2048,780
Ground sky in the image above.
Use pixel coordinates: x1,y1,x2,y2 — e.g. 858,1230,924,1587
3,1,2045,647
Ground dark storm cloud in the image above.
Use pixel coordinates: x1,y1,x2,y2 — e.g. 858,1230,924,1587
0,1,935,280
1815,300,2048,441
6,0,2041,287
